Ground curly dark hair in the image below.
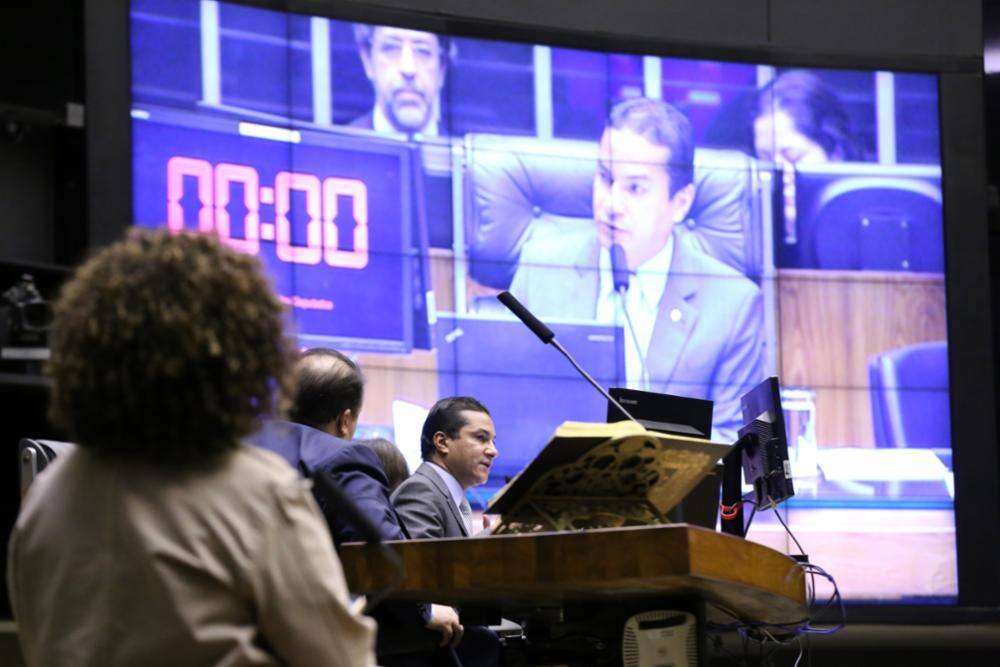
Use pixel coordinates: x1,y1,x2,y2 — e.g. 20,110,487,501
47,229,293,466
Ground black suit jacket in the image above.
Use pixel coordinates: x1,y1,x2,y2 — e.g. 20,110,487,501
248,421,448,663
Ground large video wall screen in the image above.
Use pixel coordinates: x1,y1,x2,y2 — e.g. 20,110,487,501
131,0,953,602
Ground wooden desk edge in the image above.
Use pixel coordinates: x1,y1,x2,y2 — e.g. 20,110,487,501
341,525,807,625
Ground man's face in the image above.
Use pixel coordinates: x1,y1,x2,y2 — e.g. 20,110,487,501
436,410,498,489
360,27,446,133
593,128,694,271
753,108,830,165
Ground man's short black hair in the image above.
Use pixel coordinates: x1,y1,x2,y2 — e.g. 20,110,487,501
420,396,490,460
352,23,455,63
287,348,364,431
607,97,694,196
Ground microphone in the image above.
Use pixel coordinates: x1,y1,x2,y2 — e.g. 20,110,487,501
497,290,554,343
610,243,630,293
496,290,640,425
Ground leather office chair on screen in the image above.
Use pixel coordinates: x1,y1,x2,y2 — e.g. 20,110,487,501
18,438,76,497
868,341,951,463
809,177,944,272
462,134,765,294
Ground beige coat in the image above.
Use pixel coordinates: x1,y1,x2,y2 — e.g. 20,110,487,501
7,444,376,667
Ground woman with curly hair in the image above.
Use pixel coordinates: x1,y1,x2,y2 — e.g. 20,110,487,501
7,230,376,667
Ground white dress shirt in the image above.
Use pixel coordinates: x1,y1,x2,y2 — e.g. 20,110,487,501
596,236,675,390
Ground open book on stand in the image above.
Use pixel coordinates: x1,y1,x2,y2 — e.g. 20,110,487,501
486,421,731,534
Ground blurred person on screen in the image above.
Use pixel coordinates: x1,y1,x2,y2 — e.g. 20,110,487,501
753,69,857,164
352,24,451,136
509,98,764,440
7,230,376,667
248,348,467,667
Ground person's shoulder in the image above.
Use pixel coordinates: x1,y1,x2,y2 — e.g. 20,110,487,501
522,222,594,260
515,224,596,294
347,111,374,129
223,445,322,523
321,443,390,482
15,446,85,522
675,232,759,296
231,444,302,487
391,463,436,499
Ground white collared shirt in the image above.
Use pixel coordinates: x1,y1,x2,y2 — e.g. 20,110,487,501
371,104,440,138
596,236,675,390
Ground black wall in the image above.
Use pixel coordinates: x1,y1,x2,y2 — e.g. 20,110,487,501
1,0,996,618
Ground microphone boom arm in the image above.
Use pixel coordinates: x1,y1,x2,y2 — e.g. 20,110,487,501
550,338,641,424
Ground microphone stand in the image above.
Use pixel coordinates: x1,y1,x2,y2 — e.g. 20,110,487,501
615,286,651,392
549,337,640,423
497,290,641,426
610,243,650,391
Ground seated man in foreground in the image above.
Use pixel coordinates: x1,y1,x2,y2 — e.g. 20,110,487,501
392,397,502,667
248,348,465,665
392,396,498,539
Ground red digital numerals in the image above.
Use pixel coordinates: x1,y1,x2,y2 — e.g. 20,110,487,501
166,156,369,269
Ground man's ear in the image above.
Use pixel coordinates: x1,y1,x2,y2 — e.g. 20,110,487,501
335,409,354,439
670,183,696,223
432,431,450,457
359,47,375,81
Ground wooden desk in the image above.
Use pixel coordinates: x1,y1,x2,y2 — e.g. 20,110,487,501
340,524,807,626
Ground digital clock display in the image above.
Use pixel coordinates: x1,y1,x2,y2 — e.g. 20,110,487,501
132,111,414,351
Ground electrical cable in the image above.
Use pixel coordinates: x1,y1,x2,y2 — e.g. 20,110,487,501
705,497,846,667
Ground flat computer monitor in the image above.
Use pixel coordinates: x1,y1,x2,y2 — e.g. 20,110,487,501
737,377,795,508
606,387,713,439
606,389,719,528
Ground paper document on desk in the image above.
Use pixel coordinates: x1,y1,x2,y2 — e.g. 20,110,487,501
486,420,731,519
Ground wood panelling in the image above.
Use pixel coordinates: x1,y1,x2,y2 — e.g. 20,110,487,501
356,351,438,425
776,269,947,447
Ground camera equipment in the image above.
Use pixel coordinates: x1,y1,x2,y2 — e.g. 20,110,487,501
1,273,53,362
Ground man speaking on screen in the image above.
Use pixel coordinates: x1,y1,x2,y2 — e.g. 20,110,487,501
509,98,765,440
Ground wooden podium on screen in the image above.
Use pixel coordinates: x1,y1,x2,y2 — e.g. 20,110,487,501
486,420,731,534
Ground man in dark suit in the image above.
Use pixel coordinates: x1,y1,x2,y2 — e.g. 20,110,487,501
248,348,464,666
350,24,450,136
392,397,502,667
509,98,765,441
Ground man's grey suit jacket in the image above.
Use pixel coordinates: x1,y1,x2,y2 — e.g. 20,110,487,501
509,224,765,440
391,462,469,540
